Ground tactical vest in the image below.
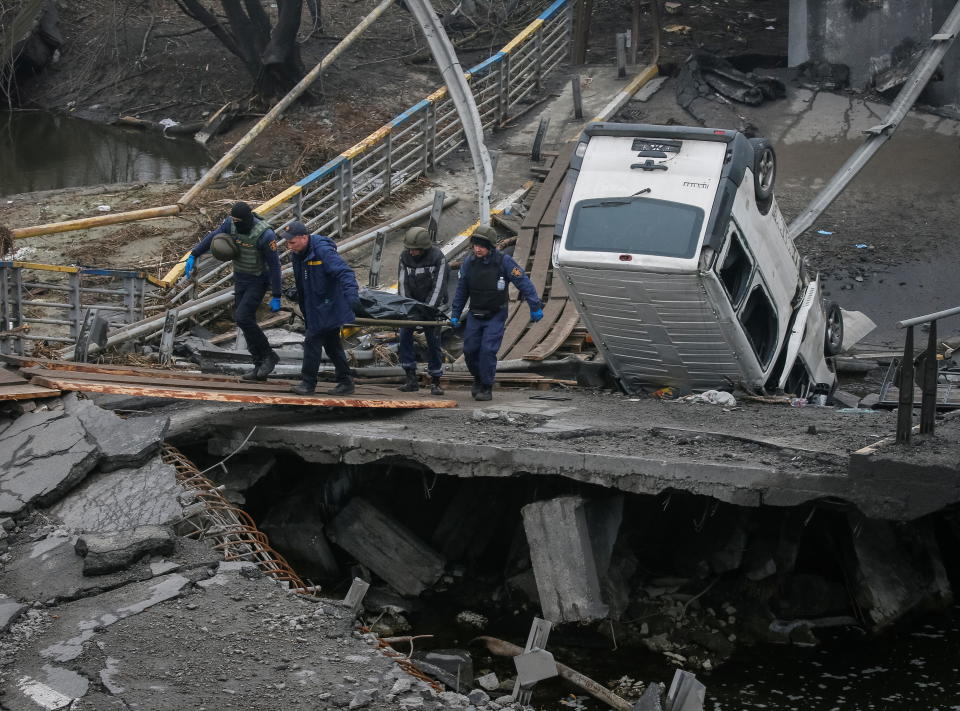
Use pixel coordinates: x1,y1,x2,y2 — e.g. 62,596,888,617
466,251,507,316
230,218,270,275
400,247,446,305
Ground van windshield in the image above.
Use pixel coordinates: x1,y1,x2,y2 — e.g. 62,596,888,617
566,197,704,258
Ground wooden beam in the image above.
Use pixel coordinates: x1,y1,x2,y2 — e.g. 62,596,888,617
0,383,61,401
27,374,457,409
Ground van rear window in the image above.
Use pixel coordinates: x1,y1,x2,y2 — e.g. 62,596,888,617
566,197,704,258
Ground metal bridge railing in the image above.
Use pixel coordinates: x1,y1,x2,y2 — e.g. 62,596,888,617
0,262,157,355
894,305,960,443
161,0,572,291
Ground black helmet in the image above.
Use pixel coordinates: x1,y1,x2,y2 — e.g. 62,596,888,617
403,227,431,250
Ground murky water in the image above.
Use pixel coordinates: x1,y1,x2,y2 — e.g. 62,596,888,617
0,110,211,196
415,603,960,710
703,608,960,710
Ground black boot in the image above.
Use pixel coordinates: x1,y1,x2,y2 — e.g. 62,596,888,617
256,350,279,379
474,384,492,402
471,379,482,398
330,378,355,395
242,361,265,382
397,372,419,392
291,381,315,395
430,376,444,396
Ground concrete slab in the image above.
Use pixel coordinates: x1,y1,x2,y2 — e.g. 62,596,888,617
0,410,99,516
47,456,182,533
0,593,27,631
10,663,89,711
1,534,214,605
522,496,608,623
327,497,445,597
39,573,191,663
66,398,168,472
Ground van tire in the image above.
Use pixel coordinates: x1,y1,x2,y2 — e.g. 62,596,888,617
824,302,844,356
750,138,776,213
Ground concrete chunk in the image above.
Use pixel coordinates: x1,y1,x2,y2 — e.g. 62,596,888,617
75,525,174,576
522,496,608,623
47,457,182,533
847,516,953,628
0,594,27,631
68,399,168,472
0,410,99,516
327,497,445,597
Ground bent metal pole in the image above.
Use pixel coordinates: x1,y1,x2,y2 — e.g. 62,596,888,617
8,0,396,242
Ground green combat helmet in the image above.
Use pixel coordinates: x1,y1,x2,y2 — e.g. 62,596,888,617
403,227,431,250
210,233,239,261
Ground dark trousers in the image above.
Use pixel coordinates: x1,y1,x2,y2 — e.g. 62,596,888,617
398,326,444,378
463,307,507,386
234,275,271,363
301,327,352,388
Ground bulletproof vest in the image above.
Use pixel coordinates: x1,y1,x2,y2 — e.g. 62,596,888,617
466,251,507,315
400,247,446,304
230,218,270,275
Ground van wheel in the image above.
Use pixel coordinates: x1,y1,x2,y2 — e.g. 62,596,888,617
750,138,776,211
824,302,844,356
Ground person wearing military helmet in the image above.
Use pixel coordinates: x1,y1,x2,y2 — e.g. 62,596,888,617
450,225,543,401
185,202,282,381
396,226,450,395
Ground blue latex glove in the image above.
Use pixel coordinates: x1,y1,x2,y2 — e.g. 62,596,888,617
530,308,544,322
269,297,282,312
184,254,196,278
449,316,460,328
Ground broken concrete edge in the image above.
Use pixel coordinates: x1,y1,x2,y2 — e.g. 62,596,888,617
75,525,176,576
202,426,946,520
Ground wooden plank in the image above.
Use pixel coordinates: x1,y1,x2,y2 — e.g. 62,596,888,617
536,179,567,230
0,366,28,385
511,227,537,276
496,301,531,360
0,383,61,401
9,358,264,384
528,227,555,297
549,269,568,299
21,368,299,393
524,300,582,361
27,375,458,409
504,297,565,361
520,144,574,229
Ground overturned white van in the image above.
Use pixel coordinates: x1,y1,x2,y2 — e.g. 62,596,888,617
553,123,842,397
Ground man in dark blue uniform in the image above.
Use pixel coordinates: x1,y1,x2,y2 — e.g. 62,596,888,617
185,201,282,381
397,226,450,396
450,225,543,401
282,221,359,396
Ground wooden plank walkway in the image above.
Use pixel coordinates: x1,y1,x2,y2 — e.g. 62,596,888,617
1,356,455,409
497,144,582,362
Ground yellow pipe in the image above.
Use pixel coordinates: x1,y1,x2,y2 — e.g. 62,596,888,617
10,205,182,240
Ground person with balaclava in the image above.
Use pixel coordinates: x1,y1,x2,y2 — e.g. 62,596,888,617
281,221,359,396
449,225,543,401
396,227,450,396
185,201,282,381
